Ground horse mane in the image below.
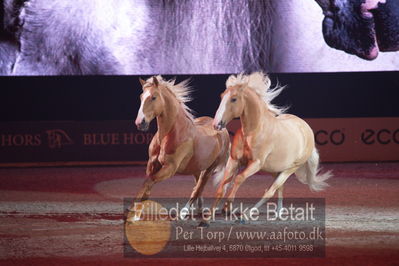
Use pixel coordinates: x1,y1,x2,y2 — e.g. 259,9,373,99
146,75,195,121
156,1,273,74
226,72,288,115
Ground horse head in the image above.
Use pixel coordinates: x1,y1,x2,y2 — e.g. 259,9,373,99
213,76,248,131
135,76,163,132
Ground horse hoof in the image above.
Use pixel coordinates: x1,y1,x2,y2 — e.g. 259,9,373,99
179,208,190,220
234,219,247,225
197,221,210,228
124,208,133,217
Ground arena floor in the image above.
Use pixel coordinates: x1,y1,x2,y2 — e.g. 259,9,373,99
0,163,398,265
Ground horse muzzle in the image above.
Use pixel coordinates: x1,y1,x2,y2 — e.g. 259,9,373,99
136,120,149,132
214,121,226,131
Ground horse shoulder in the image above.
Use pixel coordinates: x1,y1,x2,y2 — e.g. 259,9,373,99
146,133,162,175
159,138,194,167
148,132,160,156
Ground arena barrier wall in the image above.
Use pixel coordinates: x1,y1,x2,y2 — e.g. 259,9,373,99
0,118,397,167
1,72,398,166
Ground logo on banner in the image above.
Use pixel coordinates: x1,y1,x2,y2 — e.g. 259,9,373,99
361,129,399,145
314,129,345,146
46,129,74,148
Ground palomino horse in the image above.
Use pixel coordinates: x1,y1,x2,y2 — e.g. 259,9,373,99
133,76,230,214
211,72,331,219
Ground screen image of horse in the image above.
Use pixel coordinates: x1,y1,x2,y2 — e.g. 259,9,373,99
1,0,398,75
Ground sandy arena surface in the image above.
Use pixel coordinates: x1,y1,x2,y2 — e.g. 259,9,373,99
0,163,398,265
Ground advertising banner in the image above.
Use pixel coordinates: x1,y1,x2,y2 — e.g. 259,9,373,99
0,121,154,166
0,118,398,167
227,117,399,162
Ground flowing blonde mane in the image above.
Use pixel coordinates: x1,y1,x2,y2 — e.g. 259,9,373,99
226,72,287,115
146,76,195,121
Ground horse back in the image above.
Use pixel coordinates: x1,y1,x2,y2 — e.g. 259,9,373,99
276,114,314,140
181,116,230,173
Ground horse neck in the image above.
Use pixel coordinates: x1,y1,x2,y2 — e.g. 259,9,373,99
241,90,275,135
156,92,192,141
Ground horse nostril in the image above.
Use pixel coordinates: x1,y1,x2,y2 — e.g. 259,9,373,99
137,119,149,131
136,119,143,127
135,120,141,126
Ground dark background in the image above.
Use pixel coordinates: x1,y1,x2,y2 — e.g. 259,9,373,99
1,72,398,121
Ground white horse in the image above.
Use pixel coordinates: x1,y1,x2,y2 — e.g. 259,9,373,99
210,72,332,220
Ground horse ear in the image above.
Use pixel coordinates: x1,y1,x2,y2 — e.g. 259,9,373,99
139,78,146,87
153,76,159,87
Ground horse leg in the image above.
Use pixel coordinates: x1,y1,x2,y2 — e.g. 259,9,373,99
134,141,192,204
198,159,239,227
193,172,204,214
254,167,298,210
127,163,178,221
181,171,206,218
196,197,204,214
213,158,239,214
277,184,284,216
224,160,261,209
182,166,217,218
271,172,284,215
135,163,178,202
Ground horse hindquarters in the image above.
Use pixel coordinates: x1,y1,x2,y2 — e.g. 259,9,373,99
295,148,332,191
217,129,231,168
183,129,230,216
205,128,230,186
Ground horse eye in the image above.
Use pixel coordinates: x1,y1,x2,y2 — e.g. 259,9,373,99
151,96,157,101
231,98,237,103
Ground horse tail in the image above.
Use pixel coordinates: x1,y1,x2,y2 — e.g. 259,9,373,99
295,148,332,191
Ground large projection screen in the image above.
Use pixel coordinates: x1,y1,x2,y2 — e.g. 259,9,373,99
1,0,398,75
